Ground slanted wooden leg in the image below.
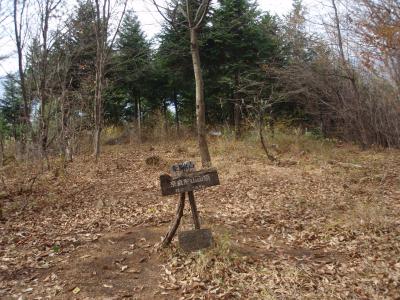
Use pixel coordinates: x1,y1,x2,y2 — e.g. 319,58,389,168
188,191,201,229
162,192,185,247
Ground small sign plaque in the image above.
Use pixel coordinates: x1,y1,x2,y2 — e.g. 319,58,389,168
171,161,195,176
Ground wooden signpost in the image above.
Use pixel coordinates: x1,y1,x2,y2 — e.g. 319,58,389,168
160,161,219,251
160,168,219,196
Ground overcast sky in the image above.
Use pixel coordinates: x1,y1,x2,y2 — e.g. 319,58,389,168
0,0,320,78
133,0,296,38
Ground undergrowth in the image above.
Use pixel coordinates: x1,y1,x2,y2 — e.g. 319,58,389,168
161,233,273,298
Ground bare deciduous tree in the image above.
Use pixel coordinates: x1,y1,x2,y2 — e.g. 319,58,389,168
92,0,127,160
330,0,367,147
36,0,63,164
354,0,400,92
13,0,30,156
0,0,8,26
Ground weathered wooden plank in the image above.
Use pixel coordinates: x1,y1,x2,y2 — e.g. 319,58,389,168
160,168,219,196
178,229,213,252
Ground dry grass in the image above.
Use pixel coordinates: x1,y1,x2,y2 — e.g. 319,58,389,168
209,126,351,166
160,233,275,299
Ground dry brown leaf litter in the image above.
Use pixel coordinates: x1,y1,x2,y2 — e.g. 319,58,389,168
0,142,399,299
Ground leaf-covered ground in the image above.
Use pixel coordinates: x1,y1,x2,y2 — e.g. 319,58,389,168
1,139,399,299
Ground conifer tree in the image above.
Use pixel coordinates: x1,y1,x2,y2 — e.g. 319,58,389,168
0,74,22,141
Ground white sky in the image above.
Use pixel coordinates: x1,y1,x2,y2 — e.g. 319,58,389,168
0,0,321,78
135,0,300,39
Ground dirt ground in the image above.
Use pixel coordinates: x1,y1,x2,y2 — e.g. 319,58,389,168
0,139,399,299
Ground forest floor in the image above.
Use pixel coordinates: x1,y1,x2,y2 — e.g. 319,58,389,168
0,136,399,299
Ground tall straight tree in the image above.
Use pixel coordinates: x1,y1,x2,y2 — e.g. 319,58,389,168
36,0,63,162
153,0,212,168
13,0,30,155
91,0,127,160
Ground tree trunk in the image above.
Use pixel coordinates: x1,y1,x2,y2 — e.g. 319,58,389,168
331,0,345,64
93,126,101,159
65,138,73,163
133,93,137,121
93,53,102,160
0,133,4,167
93,65,103,160
60,91,73,164
234,102,241,139
268,108,275,138
60,94,67,159
136,95,142,143
93,28,105,160
39,96,48,161
259,106,276,162
163,98,168,136
190,28,211,168
39,0,51,162
173,89,180,134
234,72,241,139
13,0,30,157
132,94,137,143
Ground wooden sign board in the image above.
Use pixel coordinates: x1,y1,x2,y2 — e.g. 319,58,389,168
178,229,213,252
160,168,219,196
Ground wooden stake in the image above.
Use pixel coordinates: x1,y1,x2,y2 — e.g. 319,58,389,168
188,191,201,229
161,193,185,247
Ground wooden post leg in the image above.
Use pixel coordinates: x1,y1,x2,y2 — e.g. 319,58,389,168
161,193,185,247
188,191,201,229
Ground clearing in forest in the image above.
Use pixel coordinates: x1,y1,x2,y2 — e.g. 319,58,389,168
0,138,399,299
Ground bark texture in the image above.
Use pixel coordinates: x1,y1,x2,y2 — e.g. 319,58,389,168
190,28,211,168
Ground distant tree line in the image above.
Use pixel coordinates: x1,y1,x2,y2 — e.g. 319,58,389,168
0,0,399,165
